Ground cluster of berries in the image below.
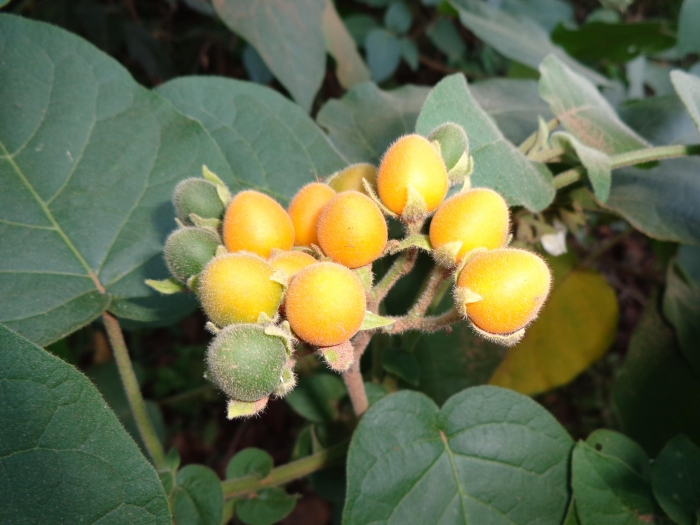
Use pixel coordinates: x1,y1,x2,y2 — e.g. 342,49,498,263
157,127,551,418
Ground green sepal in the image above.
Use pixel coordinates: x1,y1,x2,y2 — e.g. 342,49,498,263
427,122,469,171
264,321,296,356
188,213,221,232
353,265,374,292
319,341,354,372
273,365,297,398
270,269,289,288
215,245,228,257
204,321,220,335
401,186,428,223
454,247,487,277
433,241,463,268
359,311,395,331
450,153,474,187
387,234,433,255
226,397,269,420
186,273,199,294
362,178,398,219
469,322,525,347
202,165,233,206
145,278,184,294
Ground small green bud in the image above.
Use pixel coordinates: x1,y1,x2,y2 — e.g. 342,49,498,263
273,363,297,398
206,324,288,402
164,227,220,283
173,178,225,225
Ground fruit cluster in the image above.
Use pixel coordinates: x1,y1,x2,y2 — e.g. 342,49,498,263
153,124,552,419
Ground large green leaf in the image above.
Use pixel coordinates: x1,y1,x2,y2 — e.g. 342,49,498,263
322,1,371,89
212,0,326,112
0,14,233,345
671,69,700,132
451,0,608,86
284,373,347,422
490,270,618,396
0,324,170,524
618,95,700,146
317,82,430,164
651,434,700,525
612,298,700,455
572,431,657,525
171,465,224,525
539,55,650,154
156,77,346,203
499,0,574,33
604,157,700,246
416,74,555,211
677,0,700,56
344,387,573,525
470,79,554,145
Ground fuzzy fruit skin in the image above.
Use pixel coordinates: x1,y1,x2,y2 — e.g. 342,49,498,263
173,178,225,225
269,250,317,279
316,191,388,269
288,183,336,247
285,262,366,347
222,190,294,258
206,324,287,401
198,253,283,326
327,163,377,194
377,134,449,214
164,227,220,283
456,248,551,334
429,188,510,261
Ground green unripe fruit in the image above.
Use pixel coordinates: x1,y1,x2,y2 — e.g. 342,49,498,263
206,324,288,402
173,178,225,225
164,227,220,283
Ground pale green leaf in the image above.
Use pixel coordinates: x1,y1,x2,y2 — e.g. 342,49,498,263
360,310,395,330
322,1,371,89
677,0,700,56
0,324,170,525
365,28,402,83
344,387,573,525
539,55,651,154
416,74,555,211
551,132,612,202
671,70,700,132
212,0,326,112
226,448,273,480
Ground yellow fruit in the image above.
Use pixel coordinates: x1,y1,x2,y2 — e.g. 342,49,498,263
429,188,510,262
456,249,551,334
285,262,367,347
222,190,294,258
288,183,336,247
327,163,377,194
316,191,388,269
198,253,283,326
376,134,449,215
269,250,317,279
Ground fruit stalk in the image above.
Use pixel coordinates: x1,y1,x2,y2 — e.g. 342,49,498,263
103,312,166,468
343,332,372,416
371,248,419,304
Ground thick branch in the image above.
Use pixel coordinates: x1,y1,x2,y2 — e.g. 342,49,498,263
387,308,462,334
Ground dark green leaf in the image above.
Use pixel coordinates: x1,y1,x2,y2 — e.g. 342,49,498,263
585,430,651,479
171,465,223,525
551,22,675,62
672,70,700,132
382,347,420,386
651,434,700,525
678,244,700,287
384,1,412,35
365,28,402,83
0,0,9,8
344,387,573,525
242,44,274,84
344,14,379,48
212,0,326,112
416,74,555,211
426,17,466,63
364,381,388,406
317,82,430,163
677,0,700,56
156,77,346,204
619,95,700,146
572,437,657,525
499,0,574,33
0,14,230,344
226,448,274,480
612,299,700,455
470,79,554,145
285,374,347,422
0,324,170,524
236,487,297,525
563,500,581,525
664,249,700,374
552,132,612,202
539,55,650,154
451,0,608,85
399,38,419,71
605,158,700,246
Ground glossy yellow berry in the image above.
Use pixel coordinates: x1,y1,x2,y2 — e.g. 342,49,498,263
198,253,283,326
269,250,317,279
285,262,366,347
288,183,336,247
456,248,551,335
376,134,449,215
316,191,388,269
327,163,377,194
429,188,510,262
222,190,294,258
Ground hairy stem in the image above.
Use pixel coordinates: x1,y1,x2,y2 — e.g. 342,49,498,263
529,146,566,163
371,248,418,304
222,439,350,499
103,312,166,468
553,144,700,190
343,332,372,417
407,266,451,319
388,308,462,334
518,117,559,154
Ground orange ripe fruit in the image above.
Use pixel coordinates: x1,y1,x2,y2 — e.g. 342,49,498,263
222,190,294,258
456,249,551,334
288,183,336,247
376,134,449,215
429,188,510,262
316,191,388,268
198,253,283,326
269,250,317,279
285,262,366,347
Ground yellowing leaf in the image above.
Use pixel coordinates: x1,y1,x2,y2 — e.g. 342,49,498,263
489,270,618,395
